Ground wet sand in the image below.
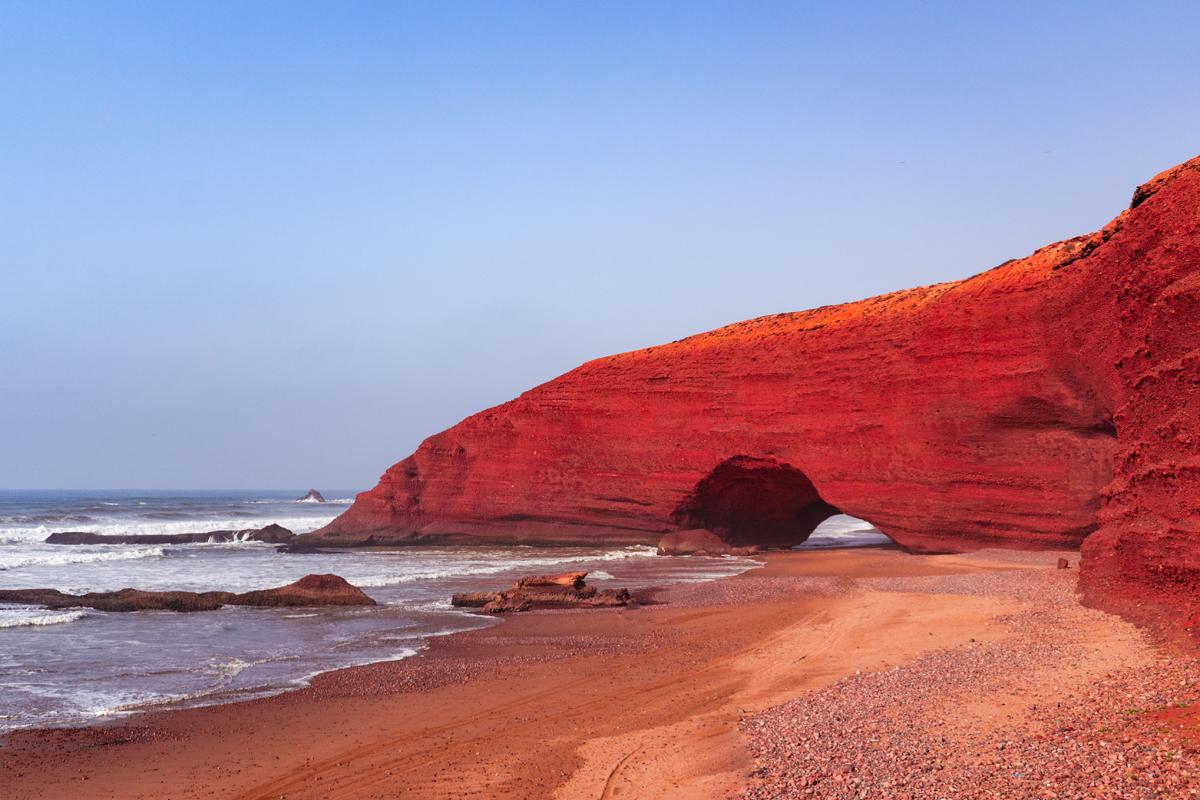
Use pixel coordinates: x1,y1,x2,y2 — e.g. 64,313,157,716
1,547,1196,799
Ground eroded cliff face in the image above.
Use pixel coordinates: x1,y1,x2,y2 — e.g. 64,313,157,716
314,157,1200,626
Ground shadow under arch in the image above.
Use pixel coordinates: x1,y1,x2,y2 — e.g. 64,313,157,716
669,455,845,549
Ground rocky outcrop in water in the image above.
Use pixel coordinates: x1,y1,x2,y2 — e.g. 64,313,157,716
0,574,374,612
299,489,327,503
233,574,372,607
451,572,633,614
44,523,295,545
311,156,1200,634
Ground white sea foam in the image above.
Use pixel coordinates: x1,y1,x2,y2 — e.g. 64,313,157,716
350,546,659,587
215,657,273,679
0,608,90,629
593,545,658,560
0,513,342,544
0,546,165,571
78,690,197,719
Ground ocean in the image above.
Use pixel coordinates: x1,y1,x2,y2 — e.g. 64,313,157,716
0,490,885,732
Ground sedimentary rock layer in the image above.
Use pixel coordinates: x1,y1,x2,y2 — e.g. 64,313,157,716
313,157,1200,627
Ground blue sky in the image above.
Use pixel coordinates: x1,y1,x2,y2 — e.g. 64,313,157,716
2,1,1199,490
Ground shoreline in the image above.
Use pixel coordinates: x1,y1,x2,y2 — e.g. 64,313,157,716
2,546,1197,798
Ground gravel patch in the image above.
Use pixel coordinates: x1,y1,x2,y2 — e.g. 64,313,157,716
739,567,1200,799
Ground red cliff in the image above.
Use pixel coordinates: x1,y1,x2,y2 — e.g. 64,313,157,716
314,157,1200,629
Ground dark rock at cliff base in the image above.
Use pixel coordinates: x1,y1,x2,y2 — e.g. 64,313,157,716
299,489,327,503
0,574,374,613
45,523,295,546
242,523,295,543
657,529,762,557
275,541,342,554
451,573,633,614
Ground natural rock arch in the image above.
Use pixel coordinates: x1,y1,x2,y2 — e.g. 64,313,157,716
669,456,840,549
311,156,1200,630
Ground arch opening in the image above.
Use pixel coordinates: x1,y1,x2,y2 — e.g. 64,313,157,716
798,514,893,549
670,456,839,549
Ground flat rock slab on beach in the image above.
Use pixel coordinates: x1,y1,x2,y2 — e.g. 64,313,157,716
452,571,633,613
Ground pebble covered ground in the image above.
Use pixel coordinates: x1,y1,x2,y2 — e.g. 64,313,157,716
738,555,1200,799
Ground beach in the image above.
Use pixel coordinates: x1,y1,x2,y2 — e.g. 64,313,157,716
2,545,1195,799
0,490,755,731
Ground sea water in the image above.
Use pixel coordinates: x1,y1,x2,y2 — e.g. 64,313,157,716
0,490,791,732
0,491,884,732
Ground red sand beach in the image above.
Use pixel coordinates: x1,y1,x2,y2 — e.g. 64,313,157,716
1,547,1197,799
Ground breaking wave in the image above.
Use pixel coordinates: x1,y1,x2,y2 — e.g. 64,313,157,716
349,546,658,588
0,608,91,629
0,546,165,571
0,513,343,545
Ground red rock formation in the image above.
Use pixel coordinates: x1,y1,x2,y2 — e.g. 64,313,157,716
0,574,375,612
233,574,376,607
315,157,1200,629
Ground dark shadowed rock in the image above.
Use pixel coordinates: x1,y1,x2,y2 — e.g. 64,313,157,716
246,523,295,543
298,489,327,503
0,574,373,613
82,590,235,613
0,587,234,613
0,589,77,607
275,541,340,554
44,523,295,546
657,529,762,557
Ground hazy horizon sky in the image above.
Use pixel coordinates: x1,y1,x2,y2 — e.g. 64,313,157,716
3,1,1199,490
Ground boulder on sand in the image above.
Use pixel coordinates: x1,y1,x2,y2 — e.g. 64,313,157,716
515,571,588,589
657,529,761,557
451,572,633,614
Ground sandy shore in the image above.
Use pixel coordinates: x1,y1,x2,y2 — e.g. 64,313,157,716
1,547,1197,799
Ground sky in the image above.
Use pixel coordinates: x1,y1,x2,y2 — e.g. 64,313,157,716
2,1,1199,490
